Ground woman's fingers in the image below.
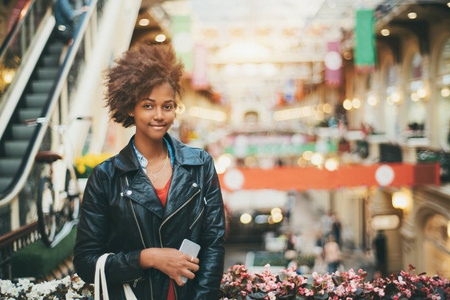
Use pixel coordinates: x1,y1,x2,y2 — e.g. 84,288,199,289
140,248,200,285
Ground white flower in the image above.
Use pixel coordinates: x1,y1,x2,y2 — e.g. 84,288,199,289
268,291,276,300
18,278,32,289
61,276,71,287
6,286,20,297
66,288,81,299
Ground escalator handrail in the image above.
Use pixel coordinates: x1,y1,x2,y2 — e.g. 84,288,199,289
0,0,98,207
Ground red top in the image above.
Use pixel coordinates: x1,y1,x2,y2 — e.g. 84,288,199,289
154,177,175,300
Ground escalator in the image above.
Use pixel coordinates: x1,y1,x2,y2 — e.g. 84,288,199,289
0,38,64,195
0,0,142,229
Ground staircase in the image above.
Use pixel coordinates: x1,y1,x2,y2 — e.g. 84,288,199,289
0,39,64,194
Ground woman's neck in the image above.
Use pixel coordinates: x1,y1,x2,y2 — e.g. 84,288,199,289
134,134,167,161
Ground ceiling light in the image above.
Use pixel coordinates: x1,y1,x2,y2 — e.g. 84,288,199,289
381,29,390,36
391,92,401,103
343,99,352,110
367,95,377,106
441,87,450,97
311,153,324,166
447,2,450,8
417,88,427,98
407,12,417,19
323,103,332,113
155,34,166,43
139,18,150,26
240,213,252,224
352,98,361,109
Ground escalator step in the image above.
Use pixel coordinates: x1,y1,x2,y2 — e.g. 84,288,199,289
48,43,64,55
11,124,36,140
37,68,59,80
42,55,60,67
18,108,43,123
24,94,47,108
0,177,13,192
31,80,54,93
4,140,29,157
0,158,21,176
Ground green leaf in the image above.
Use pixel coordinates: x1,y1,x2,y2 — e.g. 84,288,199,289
248,292,267,299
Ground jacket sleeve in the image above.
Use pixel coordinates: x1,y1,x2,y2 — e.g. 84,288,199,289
73,167,143,284
191,154,226,299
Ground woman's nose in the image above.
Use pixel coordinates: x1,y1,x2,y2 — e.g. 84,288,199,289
153,107,164,119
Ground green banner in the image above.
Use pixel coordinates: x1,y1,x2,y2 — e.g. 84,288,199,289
171,15,193,72
355,9,376,71
224,142,337,156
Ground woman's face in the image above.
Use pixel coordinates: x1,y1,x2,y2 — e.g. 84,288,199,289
132,82,176,142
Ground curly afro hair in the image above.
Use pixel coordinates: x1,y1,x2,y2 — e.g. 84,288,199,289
105,43,184,128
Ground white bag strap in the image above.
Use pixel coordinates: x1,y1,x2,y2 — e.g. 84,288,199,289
95,253,139,300
123,283,138,300
95,253,113,300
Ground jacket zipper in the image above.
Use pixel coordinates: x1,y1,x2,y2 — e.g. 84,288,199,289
159,188,200,300
125,176,153,299
158,189,201,247
189,197,207,230
189,206,204,230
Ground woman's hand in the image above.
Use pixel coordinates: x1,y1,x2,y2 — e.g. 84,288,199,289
139,248,200,286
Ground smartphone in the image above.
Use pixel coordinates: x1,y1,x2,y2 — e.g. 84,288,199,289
179,239,201,283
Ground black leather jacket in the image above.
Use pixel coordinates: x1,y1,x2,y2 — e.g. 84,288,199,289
74,134,226,300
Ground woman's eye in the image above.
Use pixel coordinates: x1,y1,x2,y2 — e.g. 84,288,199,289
164,105,174,110
143,104,153,109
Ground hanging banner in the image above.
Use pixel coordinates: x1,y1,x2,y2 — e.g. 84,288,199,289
355,9,376,72
171,15,193,73
324,41,342,86
192,43,208,90
219,163,440,192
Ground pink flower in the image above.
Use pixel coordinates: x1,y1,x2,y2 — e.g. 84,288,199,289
405,289,411,298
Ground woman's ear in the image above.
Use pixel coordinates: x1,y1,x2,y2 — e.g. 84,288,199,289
129,112,134,117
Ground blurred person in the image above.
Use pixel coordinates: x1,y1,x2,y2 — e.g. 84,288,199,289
285,190,295,224
323,235,342,274
74,44,226,300
313,232,327,274
373,230,387,277
331,213,342,247
320,210,333,239
53,0,88,45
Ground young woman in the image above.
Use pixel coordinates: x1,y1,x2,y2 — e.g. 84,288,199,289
74,44,226,300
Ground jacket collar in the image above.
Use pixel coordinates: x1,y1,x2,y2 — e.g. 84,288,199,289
115,133,203,174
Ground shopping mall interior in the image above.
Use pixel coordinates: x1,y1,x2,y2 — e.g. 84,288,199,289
0,0,449,292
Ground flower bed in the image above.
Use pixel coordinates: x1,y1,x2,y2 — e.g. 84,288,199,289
1,265,448,299
219,264,449,300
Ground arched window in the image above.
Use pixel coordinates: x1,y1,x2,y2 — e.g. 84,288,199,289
423,214,450,278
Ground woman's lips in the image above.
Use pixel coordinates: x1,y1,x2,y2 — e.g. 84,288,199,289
149,124,166,130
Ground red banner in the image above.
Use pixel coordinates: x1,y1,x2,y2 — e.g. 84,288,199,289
218,163,440,191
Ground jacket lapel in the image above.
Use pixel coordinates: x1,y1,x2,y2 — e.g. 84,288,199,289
125,171,165,219
164,163,201,219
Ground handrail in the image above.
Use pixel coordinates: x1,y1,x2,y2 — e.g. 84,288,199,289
0,0,55,141
0,221,38,249
0,0,98,207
